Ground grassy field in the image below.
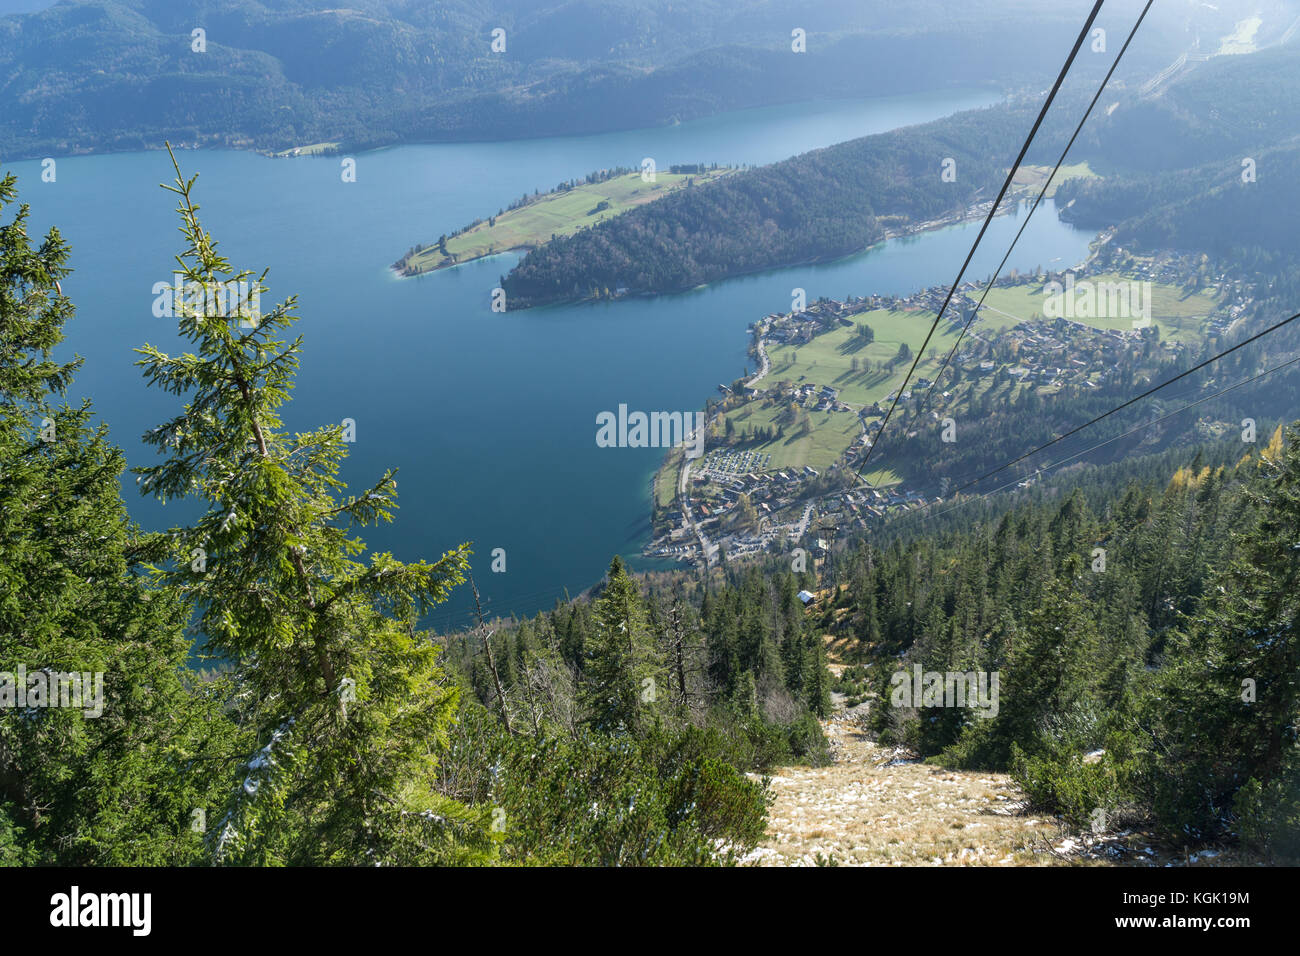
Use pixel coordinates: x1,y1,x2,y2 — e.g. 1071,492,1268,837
714,306,975,477
733,264,1221,484
720,402,865,475
400,169,731,274
975,272,1221,345
1011,160,1096,198
274,142,341,157
857,466,902,488
765,308,969,407
655,447,685,510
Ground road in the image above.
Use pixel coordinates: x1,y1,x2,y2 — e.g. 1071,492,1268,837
745,322,772,389
678,443,719,567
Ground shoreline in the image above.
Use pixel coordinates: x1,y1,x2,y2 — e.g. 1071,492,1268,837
391,246,532,280
394,166,735,280
503,190,1059,311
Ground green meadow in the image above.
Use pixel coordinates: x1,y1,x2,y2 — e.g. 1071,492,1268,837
764,307,966,407
975,272,1221,345
274,141,342,157
1011,160,1097,198
720,401,865,475
713,307,967,476
656,448,686,510
401,169,731,274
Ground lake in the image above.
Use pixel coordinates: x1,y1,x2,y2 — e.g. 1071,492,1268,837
6,88,1095,631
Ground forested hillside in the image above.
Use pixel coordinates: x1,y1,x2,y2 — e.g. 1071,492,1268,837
452,425,1300,861
502,101,1067,307
0,0,1162,160
2,151,1297,864
1074,38,1300,174
1058,141,1300,266
0,160,784,866
819,435,1300,858
502,34,1300,309
1054,39,1300,261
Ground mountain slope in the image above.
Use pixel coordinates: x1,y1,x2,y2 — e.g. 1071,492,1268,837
0,0,1188,158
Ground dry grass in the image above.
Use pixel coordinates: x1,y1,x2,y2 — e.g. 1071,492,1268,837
743,702,1250,867
743,633,1248,867
743,707,1064,866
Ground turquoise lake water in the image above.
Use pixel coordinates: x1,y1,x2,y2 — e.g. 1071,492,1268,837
6,88,1095,630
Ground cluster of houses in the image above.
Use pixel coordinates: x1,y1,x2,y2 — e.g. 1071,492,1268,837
786,381,851,413
869,377,945,415
694,448,772,482
814,486,933,527
649,473,940,566
1096,246,1251,338
651,462,826,560
688,464,821,516
1210,303,1248,337
650,253,1249,569
654,477,940,565
847,287,978,323
764,319,817,347
762,299,860,346
998,318,1175,390
1206,276,1255,337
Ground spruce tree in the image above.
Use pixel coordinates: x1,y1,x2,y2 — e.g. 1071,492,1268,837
579,556,662,735
132,149,493,865
0,166,233,865
805,637,832,718
985,571,1100,767
1145,426,1300,847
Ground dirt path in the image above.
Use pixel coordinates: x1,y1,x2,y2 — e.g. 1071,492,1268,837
741,641,1236,867
743,702,1065,866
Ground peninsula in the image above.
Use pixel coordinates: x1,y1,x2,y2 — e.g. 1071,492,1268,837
393,164,732,277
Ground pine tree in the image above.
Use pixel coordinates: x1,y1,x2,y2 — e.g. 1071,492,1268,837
1144,426,1300,847
131,149,493,865
0,166,233,865
579,556,663,735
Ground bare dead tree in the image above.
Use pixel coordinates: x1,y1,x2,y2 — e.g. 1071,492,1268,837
470,573,512,736
668,599,691,710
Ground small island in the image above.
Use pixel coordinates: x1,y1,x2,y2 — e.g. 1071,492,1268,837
392,164,732,277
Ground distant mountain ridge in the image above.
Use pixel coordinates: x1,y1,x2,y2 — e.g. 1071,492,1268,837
0,0,1190,159
501,35,1300,308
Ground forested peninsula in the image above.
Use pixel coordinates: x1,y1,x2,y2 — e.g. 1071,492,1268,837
499,102,1069,308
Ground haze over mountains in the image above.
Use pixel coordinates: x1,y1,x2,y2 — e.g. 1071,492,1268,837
0,0,1248,159
499,24,1300,308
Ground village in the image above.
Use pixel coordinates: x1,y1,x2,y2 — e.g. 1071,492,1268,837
646,253,1250,570
647,463,933,567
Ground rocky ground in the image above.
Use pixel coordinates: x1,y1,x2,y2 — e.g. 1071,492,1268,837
742,667,1235,867
742,701,1067,866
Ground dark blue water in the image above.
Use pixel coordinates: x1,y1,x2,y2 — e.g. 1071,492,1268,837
6,89,1093,631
